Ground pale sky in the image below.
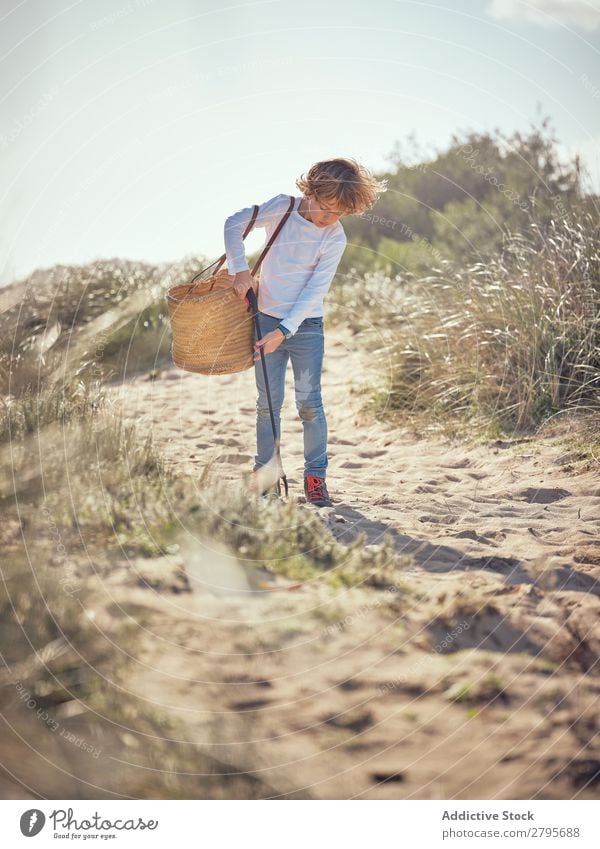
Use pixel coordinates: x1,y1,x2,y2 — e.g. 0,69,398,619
1,0,599,285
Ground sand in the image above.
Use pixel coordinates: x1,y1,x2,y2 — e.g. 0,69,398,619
108,321,600,799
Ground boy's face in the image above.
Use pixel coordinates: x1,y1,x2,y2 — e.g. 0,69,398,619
306,193,346,227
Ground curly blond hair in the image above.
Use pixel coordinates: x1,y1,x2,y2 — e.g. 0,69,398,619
296,158,387,215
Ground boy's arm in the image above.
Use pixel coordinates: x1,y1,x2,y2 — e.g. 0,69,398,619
279,234,347,336
224,193,290,274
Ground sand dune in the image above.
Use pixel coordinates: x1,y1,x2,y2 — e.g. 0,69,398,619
109,321,600,799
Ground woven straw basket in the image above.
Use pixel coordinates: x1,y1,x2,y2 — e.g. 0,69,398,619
167,267,256,375
166,196,295,376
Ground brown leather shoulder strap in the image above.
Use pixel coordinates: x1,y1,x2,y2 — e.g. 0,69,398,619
245,204,260,235
183,196,294,297
251,195,295,276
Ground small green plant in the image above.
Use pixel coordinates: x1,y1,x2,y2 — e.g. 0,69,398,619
446,673,507,706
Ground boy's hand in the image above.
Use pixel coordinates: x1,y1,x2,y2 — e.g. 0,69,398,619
232,270,257,311
253,328,285,362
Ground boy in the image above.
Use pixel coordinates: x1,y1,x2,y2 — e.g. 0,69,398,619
224,158,386,506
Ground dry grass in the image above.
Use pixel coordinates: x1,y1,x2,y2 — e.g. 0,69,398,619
1,230,598,797
0,551,288,799
0,256,219,394
7,207,598,796
332,207,599,439
0,263,416,797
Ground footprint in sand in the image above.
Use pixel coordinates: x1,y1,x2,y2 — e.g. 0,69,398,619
358,449,389,459
517,487,571,504
452,529,497,546
213,436,243,446
336,679,365,691
372,494,394,505
340,461,364,469
223,675,272,687
492,530,508,541
465,554,521,574
445,458,472,469
323,710,374,733
419,513,460,525
371,771,405,785
477,506,530,519
229,698,272,711
220,453,251,465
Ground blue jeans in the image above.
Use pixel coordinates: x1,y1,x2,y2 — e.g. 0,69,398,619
252,311,328,479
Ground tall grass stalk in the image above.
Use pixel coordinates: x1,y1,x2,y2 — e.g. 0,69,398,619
359,208,599,432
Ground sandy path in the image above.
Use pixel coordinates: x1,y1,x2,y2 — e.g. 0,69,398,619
109,322,600,799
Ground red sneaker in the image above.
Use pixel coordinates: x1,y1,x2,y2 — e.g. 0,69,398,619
304,475,332,507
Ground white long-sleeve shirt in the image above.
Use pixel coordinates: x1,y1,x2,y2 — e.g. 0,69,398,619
223,193,347,336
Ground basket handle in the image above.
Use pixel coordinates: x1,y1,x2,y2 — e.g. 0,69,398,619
183,195,296,297
183,204,259,294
